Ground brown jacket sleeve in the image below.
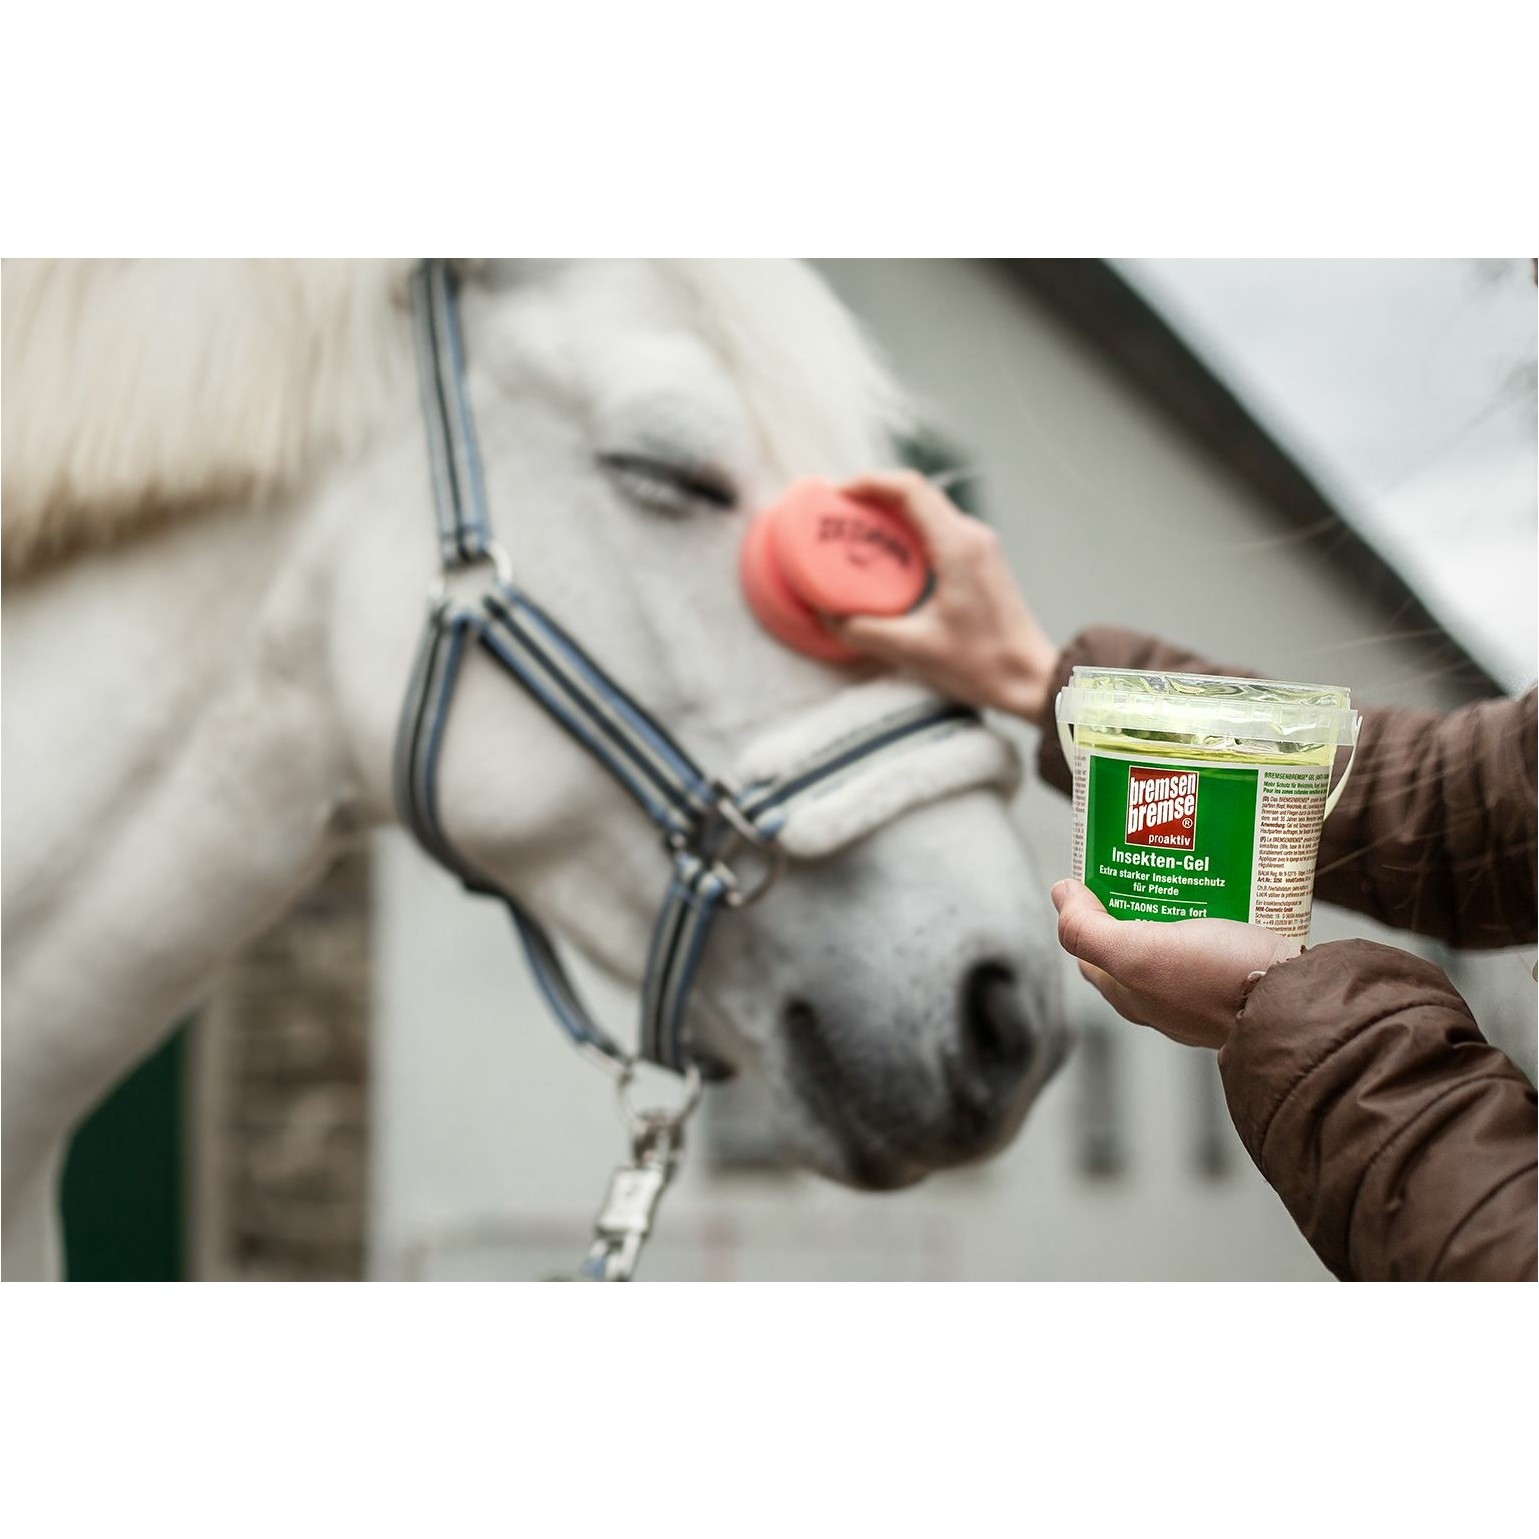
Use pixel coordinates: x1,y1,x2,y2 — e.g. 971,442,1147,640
1311,689,1536,948
1219,940,1538,1281
1038,628,1536,1281
1037,626,1538,949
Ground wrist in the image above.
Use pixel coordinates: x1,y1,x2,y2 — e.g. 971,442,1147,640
997,632,1060,726
1236,938,1307,1019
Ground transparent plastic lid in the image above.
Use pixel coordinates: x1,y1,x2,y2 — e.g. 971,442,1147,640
1057,666,1356,747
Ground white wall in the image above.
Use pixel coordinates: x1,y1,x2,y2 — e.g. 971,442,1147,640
367,260,1535,1281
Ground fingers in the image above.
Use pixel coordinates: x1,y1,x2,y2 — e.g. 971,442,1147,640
839,469,1008,599
838,469,964,550
1053,882,1299,1043
1076,959,1151,1027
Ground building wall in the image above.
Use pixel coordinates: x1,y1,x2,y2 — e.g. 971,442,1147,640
192,851,371,1280
365,260,1535,1281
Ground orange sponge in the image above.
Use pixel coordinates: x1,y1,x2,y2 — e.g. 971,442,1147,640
741,478,931,662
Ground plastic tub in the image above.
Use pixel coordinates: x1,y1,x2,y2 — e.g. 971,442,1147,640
1056,667,1360,939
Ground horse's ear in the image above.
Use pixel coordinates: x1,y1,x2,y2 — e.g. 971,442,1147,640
896,425,985,519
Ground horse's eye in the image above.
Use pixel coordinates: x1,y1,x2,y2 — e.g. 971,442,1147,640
600,452,737,515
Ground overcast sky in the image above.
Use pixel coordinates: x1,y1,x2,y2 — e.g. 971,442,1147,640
1116,258,1537,693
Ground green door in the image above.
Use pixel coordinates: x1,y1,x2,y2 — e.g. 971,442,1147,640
61,1027,188,1281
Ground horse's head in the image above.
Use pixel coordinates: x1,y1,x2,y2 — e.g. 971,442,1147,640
334,259,1065,1189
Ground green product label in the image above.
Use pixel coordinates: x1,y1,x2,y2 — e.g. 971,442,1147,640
1081,752,1258,923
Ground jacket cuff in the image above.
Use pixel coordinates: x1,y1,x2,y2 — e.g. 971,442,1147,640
1217,940,1471,1161
1035,639,1087,794
1213,940,1539,1281
1217,935,1490,1236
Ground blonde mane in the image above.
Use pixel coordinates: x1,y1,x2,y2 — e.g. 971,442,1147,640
664,260,908,480
2,259,905,580
1,259,411,578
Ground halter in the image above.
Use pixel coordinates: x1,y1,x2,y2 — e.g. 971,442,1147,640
395,260,995,1277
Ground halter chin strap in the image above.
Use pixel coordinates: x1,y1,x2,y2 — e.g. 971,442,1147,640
396,259,987,1081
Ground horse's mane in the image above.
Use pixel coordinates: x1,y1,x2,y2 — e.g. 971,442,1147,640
1,259,410,577
2,259,905,580
662,260,908,479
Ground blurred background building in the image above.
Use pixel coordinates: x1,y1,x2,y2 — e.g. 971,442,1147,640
61,258,1537,1280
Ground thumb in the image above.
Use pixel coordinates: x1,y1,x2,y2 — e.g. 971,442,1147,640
1050,879,1132,974
827,610,935,664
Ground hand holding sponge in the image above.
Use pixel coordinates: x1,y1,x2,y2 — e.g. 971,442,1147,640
740,478,932,662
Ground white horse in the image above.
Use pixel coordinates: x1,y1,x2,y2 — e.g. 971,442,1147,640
2,259,1064,1280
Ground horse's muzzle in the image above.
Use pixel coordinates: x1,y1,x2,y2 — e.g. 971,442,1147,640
780,959,1051,1190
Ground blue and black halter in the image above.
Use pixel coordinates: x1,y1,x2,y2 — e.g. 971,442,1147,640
394,260,981,1080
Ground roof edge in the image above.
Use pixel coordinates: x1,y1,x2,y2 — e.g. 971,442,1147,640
997,259,1504,698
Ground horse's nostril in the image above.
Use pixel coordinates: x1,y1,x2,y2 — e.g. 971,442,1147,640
960,961,1034,1081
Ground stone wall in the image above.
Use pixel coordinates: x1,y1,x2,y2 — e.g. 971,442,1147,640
191,849,371,1281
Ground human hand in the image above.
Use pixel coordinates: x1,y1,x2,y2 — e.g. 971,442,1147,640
1051,879,1302,1050
823,470,1060,727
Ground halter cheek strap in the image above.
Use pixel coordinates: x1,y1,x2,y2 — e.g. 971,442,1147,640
394,581,739,1079
411,261,491,566
396,259,994,1083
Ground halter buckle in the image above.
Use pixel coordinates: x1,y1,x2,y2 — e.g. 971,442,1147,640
669,781,786,910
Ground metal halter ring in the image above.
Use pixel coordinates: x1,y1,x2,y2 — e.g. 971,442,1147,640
669,783,786,910
617,1058,704,1134
711,792,786,909
426,540,514,611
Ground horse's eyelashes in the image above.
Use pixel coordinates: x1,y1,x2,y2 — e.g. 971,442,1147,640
599,452,738,515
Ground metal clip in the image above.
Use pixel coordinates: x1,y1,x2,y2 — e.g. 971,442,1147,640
576,1114,684,1282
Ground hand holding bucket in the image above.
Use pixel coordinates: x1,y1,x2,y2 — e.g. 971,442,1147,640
1055,668,1362,939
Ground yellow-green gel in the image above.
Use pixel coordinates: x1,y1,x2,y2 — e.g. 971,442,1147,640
1056,668,1359,940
